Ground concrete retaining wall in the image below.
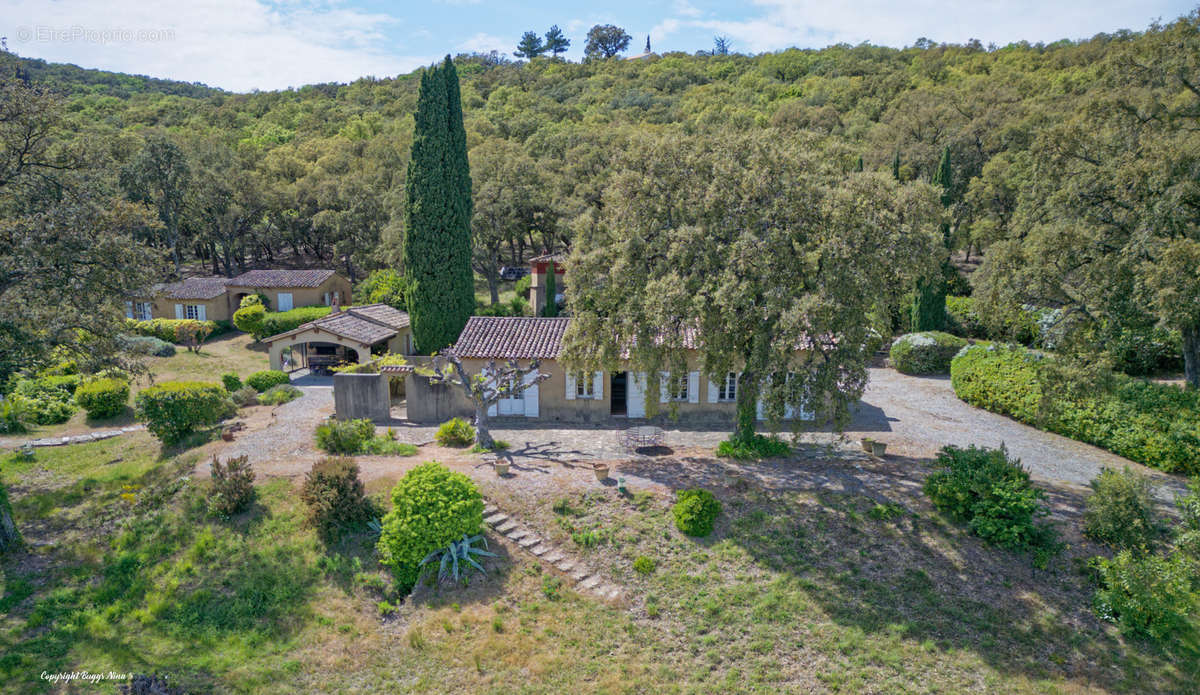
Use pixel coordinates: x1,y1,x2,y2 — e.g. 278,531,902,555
333,372,390,421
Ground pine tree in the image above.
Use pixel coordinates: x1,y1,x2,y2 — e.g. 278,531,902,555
404,56,475,354
542,262,558,317
515,31,546,59
544,25,570,57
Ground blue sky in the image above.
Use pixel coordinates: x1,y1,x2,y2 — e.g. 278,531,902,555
2,1,1194,92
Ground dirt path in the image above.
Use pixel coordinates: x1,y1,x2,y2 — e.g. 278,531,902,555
838,368,1188,501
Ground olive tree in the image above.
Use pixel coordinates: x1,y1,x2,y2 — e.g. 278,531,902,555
561,131,943,441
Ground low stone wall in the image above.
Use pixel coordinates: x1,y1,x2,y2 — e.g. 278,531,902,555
333,372,390,422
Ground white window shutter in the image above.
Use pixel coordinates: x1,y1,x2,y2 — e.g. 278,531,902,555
688,372,700,403
627,372,646,418
125,301,134,319
174,303,184,319
659,371,670,404
707,376,719,403
523,372,539,417
198,304,207,322
565,372,576,400
592,372,603,400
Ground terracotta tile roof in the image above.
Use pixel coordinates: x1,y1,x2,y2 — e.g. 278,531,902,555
528,252,566,264
159,277,233,300
262,303,409,346
229,269,337,288
453,317,571,359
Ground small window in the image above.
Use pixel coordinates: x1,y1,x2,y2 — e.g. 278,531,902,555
718,372,737,401
670,373,689,401
136,302,152,321
184,304,201,320
575,372,595,399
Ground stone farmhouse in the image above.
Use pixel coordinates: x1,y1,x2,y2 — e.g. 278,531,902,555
126,269,351,323
396,316,813,425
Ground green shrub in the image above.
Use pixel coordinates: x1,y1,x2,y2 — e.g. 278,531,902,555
125,318,219,344
1093,549,1196,643
376,461,484,593
716,434,790,459
221,373,242,392
435,417,475,447
315,418,375,454
1083,467,1162,551
951,345,1200,475
135,381,230,445
300,457,375,541
514,274,531,298
359,438,418,456
0,398,28,434
10,376,80,425
245,370,290,392
233,304,267,340
889,331,967,375
207,454,256,518
474,296,530,317
924,445,1058,563
633,555,656,575
257,384,302,406
260,306,333,338
672,489,721,537
120,335,176,357
353,269,408,309
945,296,988,339
229,386,259,407
74,378,130,419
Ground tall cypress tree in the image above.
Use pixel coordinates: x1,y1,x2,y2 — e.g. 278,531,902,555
543,262,558,317
891,151,901,181
404,56,475,354
911,146,952,331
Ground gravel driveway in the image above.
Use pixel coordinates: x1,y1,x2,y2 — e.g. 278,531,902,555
839,368,1188,500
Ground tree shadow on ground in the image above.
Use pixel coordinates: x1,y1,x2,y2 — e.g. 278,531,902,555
627,452,1195,692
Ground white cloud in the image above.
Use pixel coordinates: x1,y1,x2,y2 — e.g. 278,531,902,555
456,32,511,55
4,0,433,91
689,0,1184,53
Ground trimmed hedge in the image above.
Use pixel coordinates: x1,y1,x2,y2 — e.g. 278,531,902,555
951,345,1200,475
9,376,79,425
889,331,967,375
245,370,290,392
125,318,220,344
74,378,130,419
119,335,176,357
376,461,484,593
260,306,332,338
135,381,231,445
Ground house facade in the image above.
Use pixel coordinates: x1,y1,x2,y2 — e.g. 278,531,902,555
402,316,813,424
127,269,351,323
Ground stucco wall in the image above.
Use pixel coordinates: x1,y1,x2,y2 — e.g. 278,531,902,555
227,274,351,313
405,374,474,423
333,373,391,421
142,296,231,322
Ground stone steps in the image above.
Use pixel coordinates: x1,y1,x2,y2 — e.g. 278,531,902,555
481,497,623,605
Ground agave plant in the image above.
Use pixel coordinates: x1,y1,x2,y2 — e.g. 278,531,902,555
421,534,497,583
366,517,382,535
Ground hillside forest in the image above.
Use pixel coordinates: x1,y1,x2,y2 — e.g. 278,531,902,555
2,12,1199,388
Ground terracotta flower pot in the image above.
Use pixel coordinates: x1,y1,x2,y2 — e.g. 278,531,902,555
871,441,887,457
221,430,234,441
494,461,510,476
860,438,874,452
593,464,610,481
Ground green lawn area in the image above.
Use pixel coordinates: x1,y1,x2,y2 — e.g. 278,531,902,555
3,332,268,442
1,435,1193,693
